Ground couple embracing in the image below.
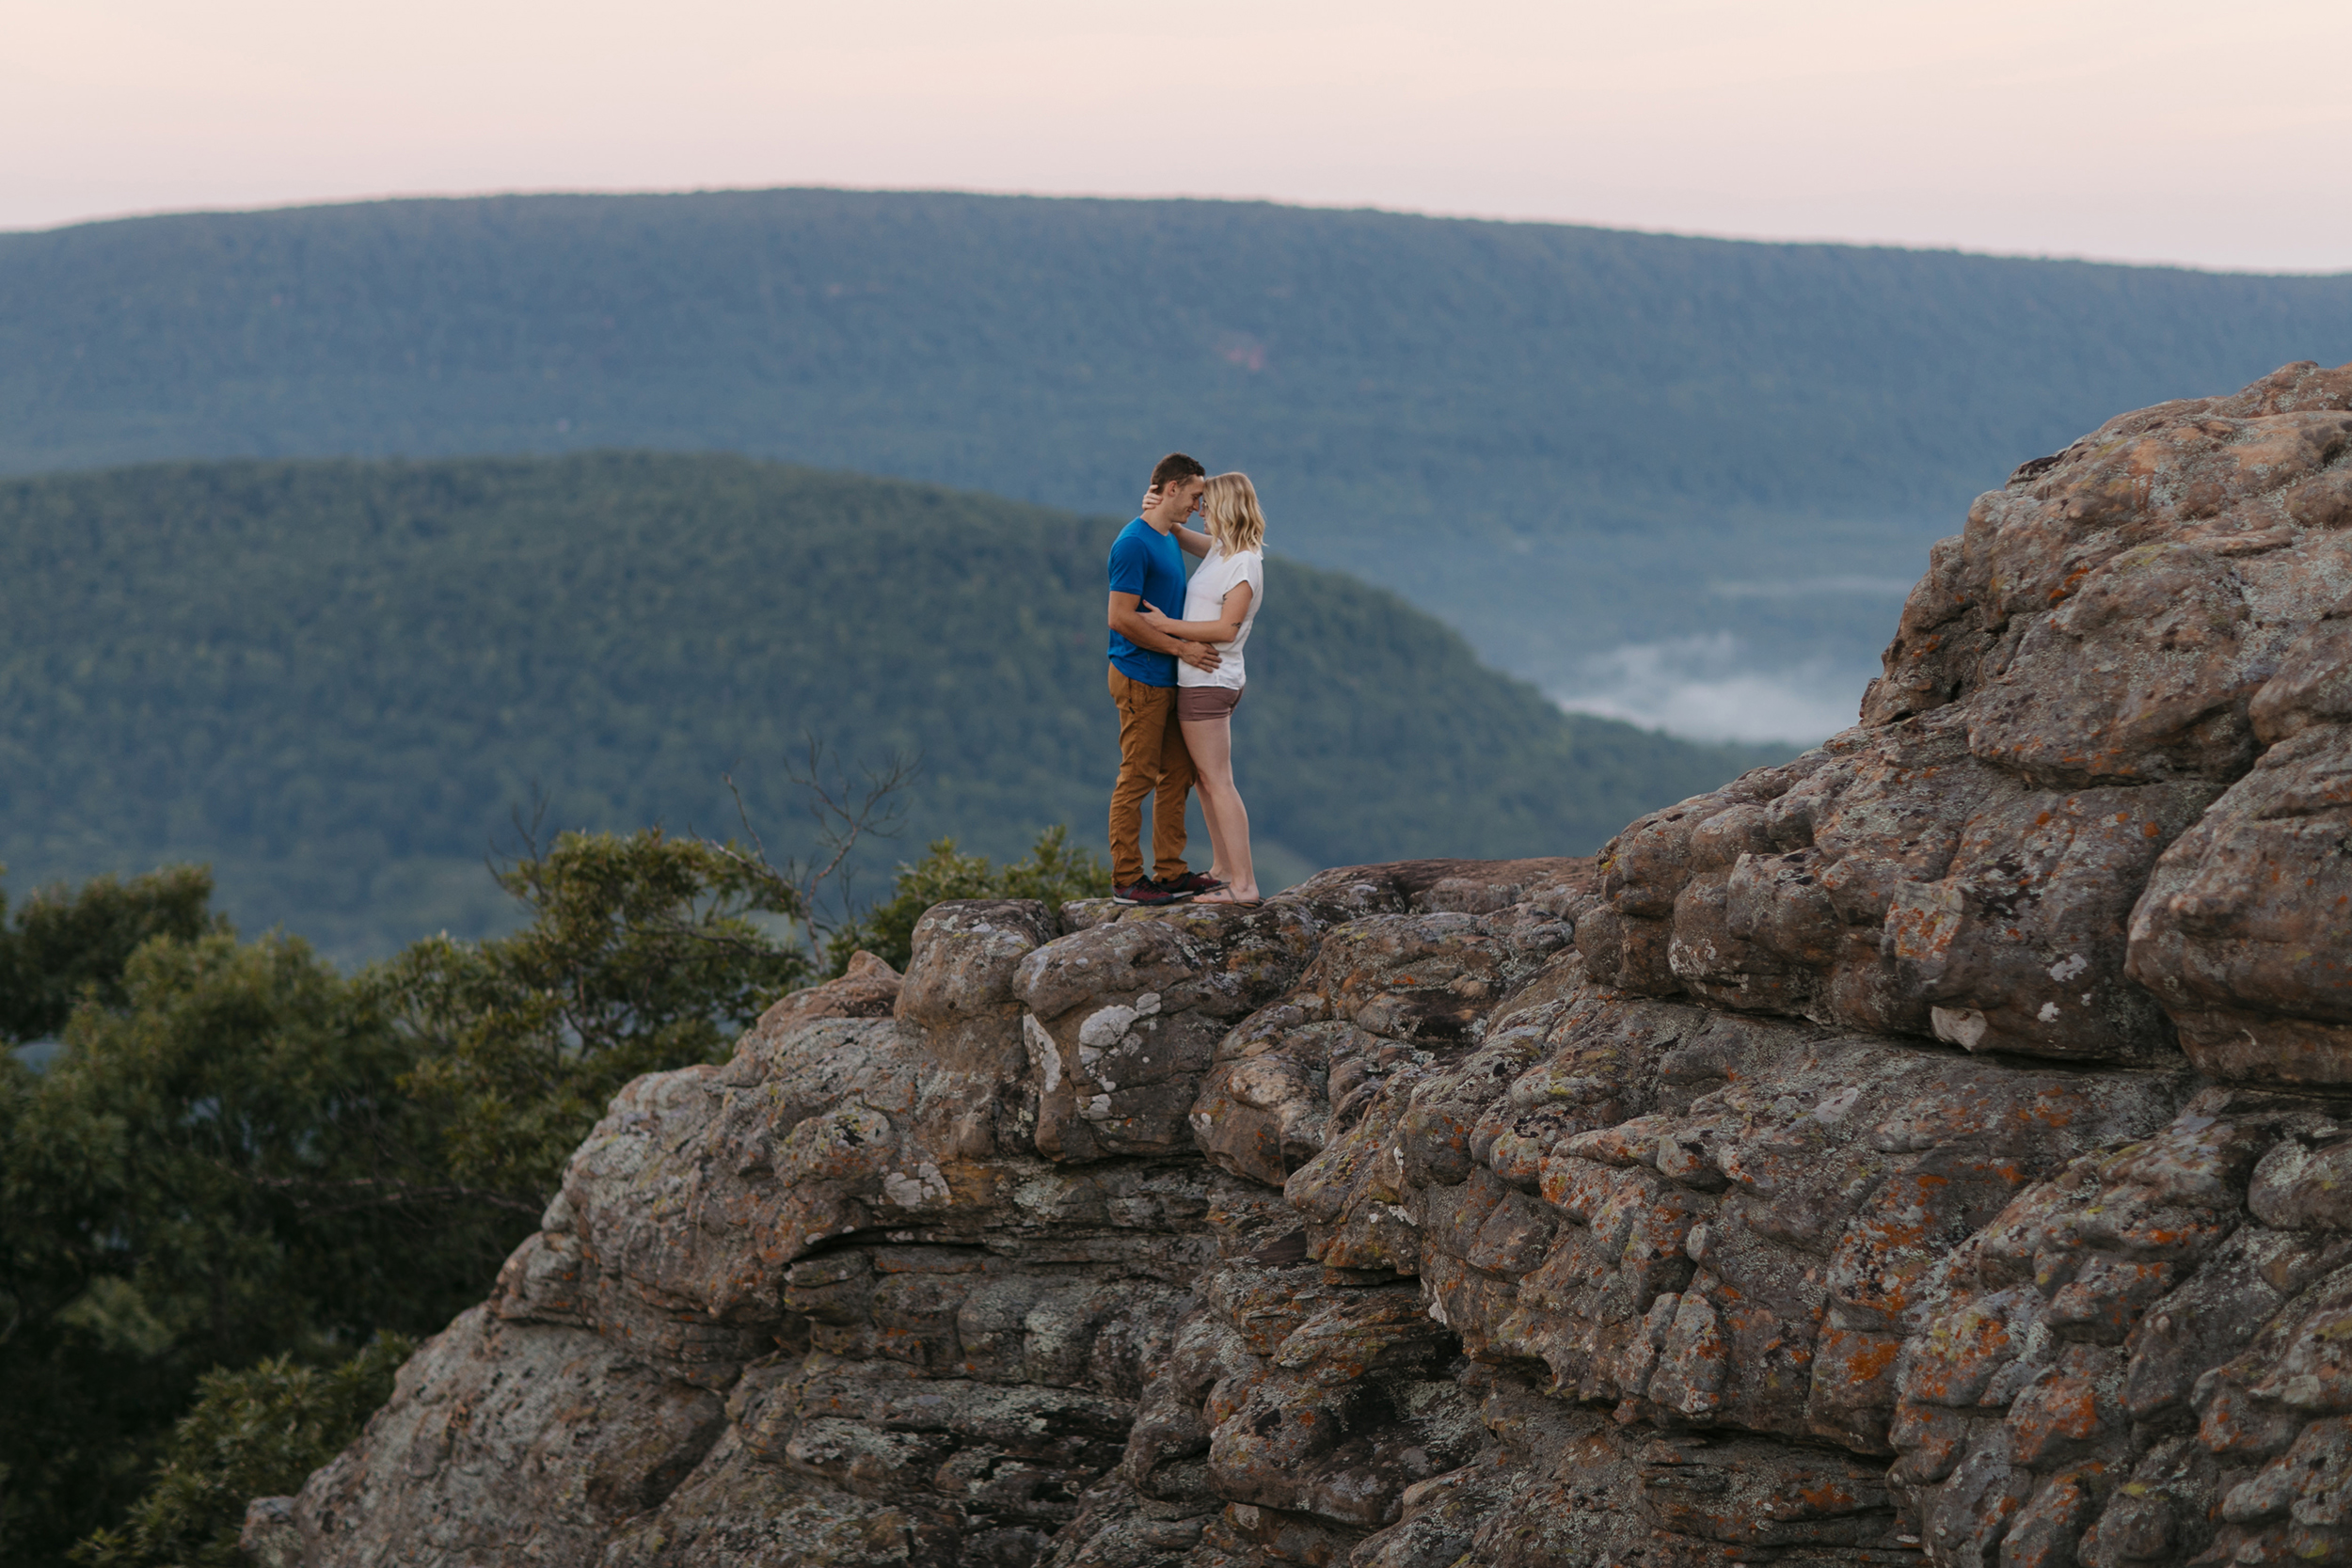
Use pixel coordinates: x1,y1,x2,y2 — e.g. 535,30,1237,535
1104,451,1267,907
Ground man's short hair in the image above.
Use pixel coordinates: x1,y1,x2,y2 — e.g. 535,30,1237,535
1151,452,1208,490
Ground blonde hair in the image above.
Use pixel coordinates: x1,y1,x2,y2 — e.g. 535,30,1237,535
1201,472,1266,557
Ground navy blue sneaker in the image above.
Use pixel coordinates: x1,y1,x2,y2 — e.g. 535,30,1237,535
1112,879,1191,907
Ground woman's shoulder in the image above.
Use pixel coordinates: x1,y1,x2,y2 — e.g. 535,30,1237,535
1201,545,1263,583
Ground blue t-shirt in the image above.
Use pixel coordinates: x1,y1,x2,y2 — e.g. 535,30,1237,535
1107,517,1188,687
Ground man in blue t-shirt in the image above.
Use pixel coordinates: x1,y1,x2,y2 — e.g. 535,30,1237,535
1104,451,1222,906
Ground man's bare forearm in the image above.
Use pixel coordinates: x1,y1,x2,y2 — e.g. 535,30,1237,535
1108,590,1217,669
1107,609,1194,656
1149,613,1243,642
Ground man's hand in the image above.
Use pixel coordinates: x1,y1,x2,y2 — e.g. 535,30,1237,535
1112,590,1211,663
1146,601,1223,673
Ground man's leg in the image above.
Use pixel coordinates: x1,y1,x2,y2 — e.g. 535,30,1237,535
1150,688,1196,884
1107,666,1169,886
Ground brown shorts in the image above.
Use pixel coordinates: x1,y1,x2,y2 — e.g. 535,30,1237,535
1177,684,1244,721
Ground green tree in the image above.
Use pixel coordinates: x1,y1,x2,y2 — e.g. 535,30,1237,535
1,922,501,1564
384,827,811,1203
824,825,1109,974
3,822,1073,1562
71,1335,412,1568
1,866,221,1044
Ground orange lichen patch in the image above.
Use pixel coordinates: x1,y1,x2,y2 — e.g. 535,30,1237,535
2059,1188,2233,1261
2026,1090,2084,1132
1806,1323,1906,1451
1831,1154,2035,1329
2007,1375,2110,1467
1841,1335,1900,1384
1795,1479,1864,1513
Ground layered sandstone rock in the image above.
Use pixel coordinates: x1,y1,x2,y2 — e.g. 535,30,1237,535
250,364,2352,1568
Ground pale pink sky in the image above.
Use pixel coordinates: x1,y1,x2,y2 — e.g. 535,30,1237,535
8,0,2349,270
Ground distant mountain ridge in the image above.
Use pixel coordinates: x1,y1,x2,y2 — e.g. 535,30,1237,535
7,189,2348,734
0,454,1784,959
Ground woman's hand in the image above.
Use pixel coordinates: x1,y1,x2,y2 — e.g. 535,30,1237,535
1145,602,1222,671
1140,483,1161,515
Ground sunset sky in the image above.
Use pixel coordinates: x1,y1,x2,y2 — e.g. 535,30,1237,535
9,0,2349,269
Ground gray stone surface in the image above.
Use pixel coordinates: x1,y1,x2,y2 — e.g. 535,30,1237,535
266,364,2352,1567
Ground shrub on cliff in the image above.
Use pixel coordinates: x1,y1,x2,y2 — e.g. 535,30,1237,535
382,826,811,1202
822,824,1109,974
70,1336,411,1568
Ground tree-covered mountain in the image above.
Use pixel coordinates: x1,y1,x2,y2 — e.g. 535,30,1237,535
7,190,2347,732
0,454,1782,959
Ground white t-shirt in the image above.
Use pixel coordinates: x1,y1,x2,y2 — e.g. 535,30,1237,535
1175,546,1263,690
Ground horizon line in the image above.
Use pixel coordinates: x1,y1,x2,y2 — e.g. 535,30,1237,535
11,182,2348,281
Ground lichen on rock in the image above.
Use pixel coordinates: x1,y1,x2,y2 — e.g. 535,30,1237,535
251,364,2352,1568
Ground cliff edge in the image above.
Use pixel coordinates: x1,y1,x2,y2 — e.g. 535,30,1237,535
248,361,2352,1567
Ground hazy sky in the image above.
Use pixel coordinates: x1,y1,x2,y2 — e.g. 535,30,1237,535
8,0,2349,270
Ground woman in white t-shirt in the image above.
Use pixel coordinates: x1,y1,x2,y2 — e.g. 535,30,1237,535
1139,471,1266,905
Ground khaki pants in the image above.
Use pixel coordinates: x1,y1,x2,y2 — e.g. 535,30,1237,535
1107,665,1195,885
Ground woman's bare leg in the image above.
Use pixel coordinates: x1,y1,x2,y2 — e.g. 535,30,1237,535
1180,714,1233,882
1181,715,1258,901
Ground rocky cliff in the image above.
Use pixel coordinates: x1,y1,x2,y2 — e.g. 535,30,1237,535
247,361,2352,1568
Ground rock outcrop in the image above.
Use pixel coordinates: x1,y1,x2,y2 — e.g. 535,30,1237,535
248,363,2352,1568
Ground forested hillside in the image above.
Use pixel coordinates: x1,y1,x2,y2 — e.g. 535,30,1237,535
7,190,2347,723
0,454,1780,958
